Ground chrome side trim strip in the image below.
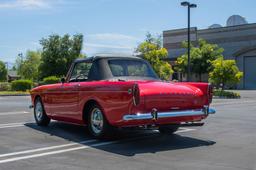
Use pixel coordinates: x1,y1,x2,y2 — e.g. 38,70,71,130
123,108,216,121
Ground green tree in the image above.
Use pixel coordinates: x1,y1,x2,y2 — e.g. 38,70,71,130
175,39,224,81
209,57,243,89
39,33,83,78
135,33,173,80
0,61,7,81
16,51,41,81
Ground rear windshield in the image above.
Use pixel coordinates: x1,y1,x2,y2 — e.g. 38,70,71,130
108,59,158,79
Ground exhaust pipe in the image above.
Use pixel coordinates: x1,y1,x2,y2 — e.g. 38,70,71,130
180,122,205,127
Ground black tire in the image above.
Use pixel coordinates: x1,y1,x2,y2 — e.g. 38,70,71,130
34,97,50,126
159,124,180,134
87,104,114,139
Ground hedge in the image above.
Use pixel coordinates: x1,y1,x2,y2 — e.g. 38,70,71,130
11,79,33,91
43,76,60,85
213,89,240,98
0,82,11,91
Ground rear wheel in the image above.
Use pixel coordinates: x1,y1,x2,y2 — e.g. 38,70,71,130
34,97,50,126
158,124,180,134
88,104,114,139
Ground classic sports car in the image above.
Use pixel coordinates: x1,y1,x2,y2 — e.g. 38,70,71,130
30,54,215,138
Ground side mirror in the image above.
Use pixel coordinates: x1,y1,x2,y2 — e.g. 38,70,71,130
61,77,66,84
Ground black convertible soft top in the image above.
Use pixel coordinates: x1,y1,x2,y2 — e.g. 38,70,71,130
67,53,158,81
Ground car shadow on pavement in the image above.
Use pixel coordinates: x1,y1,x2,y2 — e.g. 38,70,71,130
25,121,216,157
97,134,216,156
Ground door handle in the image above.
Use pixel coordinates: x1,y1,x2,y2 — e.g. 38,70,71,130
74,84,80,88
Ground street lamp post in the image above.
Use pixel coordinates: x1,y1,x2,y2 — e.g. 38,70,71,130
181,1,197,82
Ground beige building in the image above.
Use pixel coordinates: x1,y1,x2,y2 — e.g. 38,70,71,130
163,16,256,89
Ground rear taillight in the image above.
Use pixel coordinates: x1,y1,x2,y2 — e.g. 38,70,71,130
132,84,140,106
208,83,213,103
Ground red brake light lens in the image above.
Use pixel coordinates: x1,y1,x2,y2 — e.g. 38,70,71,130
208,84,213,103
132,84,140,106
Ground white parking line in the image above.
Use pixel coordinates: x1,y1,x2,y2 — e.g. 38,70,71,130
0,122,29,129
0,122,197,131
0,139,97,158
0,128,196,164
152,127,195,133
0,124,25,129
212,100,256,106
174,127,195,133
0,111,30,116
0,121,57,129
0,141,115,164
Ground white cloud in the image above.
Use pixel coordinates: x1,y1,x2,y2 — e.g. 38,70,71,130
0,44,14,48
83,43,136,56
19,0,48,8
86,33,139,41
0,0,52,9
85,43,133,49
83,33,141,56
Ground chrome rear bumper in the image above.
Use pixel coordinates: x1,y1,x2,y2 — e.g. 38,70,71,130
123,106,215,121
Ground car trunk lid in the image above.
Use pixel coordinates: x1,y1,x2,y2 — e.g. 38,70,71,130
138,81,205,112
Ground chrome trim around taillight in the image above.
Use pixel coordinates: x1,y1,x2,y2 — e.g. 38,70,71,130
123,106,215,121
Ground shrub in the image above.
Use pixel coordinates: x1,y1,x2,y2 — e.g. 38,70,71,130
213,89,240,98
43,76,60,85
209,58,243,89
11,79,33,91
0,82,11,91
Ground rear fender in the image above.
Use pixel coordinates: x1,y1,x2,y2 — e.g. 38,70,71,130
176,82,212,105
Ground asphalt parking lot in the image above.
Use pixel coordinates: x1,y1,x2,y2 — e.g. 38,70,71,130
0,92,256,170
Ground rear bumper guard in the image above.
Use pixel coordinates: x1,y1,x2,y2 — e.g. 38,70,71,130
123,106,215,121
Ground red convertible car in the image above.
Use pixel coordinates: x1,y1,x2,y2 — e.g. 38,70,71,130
30,54,215,138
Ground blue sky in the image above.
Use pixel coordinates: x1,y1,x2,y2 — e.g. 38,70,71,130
0,0,255,64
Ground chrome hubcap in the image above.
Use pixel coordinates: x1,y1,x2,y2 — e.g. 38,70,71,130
91,108,103,134
35,101,43,121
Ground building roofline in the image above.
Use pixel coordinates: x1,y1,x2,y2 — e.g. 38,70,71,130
163,23,256,36
200,22,256,32
163,27,197,35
